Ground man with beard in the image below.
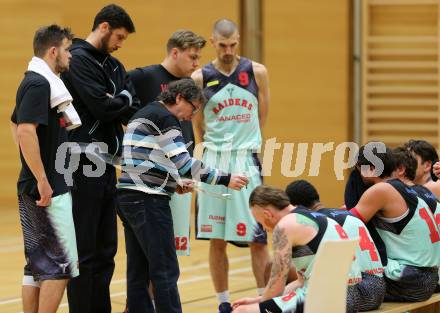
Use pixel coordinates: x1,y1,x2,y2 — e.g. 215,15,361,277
10,25,78,313
61,4,139,313
192,19,270,313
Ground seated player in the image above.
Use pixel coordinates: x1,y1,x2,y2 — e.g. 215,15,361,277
406,141,440,219
393,146,439,216
424,178,440,223
344,167,369,209
232,185,362,313
344,143,396,266
351,146,440,302
393,146,440,292
285,179,385,311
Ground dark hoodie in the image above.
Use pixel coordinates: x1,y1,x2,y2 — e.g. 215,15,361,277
61,38,141,157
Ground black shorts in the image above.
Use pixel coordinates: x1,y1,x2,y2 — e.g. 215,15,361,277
19,193,79,281
354,273,386,311
384,265,438,302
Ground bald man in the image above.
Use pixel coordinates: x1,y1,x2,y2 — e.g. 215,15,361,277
192,19,270,313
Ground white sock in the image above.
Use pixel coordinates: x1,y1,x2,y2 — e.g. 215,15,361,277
217,290,230,304
257,288,265,296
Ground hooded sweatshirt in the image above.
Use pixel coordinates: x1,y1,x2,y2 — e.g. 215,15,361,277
61,38,141,157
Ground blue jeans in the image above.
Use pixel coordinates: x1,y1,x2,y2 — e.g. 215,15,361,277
117,190,181,313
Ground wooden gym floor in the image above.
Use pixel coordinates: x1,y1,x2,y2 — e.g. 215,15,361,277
0,206,259,313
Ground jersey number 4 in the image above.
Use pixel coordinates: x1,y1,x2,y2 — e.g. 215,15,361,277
358,227,379,261
336,225,379,262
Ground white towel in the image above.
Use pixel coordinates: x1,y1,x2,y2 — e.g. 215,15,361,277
27,57,81,130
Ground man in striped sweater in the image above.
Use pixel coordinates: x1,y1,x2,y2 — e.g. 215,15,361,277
117,78,248,313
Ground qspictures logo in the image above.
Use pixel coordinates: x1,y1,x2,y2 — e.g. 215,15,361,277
54,118,388,186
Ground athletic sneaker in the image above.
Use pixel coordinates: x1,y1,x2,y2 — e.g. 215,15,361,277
218,302,232,313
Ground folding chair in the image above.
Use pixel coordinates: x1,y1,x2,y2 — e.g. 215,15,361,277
304,239,358,313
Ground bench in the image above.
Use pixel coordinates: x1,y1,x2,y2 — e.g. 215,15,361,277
370,294,440,313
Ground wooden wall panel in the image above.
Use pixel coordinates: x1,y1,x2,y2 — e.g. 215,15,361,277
362,0,440,148
263,0,351,206
0,0,63,208
1,1,351,208
0,1,238,207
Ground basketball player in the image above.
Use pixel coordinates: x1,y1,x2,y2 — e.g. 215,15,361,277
394,146,440,292
232,186,362,313
286,180,385,311
11,25,78,313
129,29,205,257
192,19,270,313
351,146,440,302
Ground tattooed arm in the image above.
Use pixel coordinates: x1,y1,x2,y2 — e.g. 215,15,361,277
261,224,293,301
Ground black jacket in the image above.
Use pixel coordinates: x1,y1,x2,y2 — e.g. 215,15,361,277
61,38,141,156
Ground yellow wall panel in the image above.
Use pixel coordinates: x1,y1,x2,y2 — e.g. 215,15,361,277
0,1,351,208
263,0,351,206
0,1,238,207
362,1,440,149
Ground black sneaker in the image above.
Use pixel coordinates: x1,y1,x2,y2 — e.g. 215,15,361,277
218,302,232,313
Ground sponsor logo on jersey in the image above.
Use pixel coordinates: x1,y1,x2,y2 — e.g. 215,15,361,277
59,262,70,274
207,80,219,87
209,215,225,222
217,114,251,123
201,224,212,232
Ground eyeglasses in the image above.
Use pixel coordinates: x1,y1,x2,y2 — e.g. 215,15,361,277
186,99,200,115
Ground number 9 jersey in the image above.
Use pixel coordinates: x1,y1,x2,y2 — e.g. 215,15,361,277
201,57,261,151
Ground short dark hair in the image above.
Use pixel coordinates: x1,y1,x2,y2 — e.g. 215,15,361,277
356,142,395,178
249,185,290,211
166,30,206,53
393,147,417,181
92,4,135,33
404,139,438,181
33,24,73,57
213,18,239,38
285,180,320,209
157,78,206,105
